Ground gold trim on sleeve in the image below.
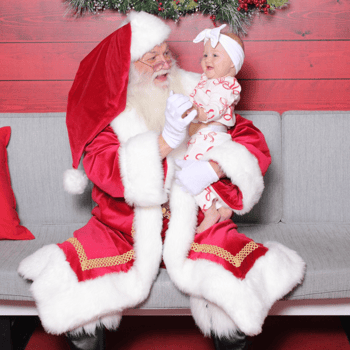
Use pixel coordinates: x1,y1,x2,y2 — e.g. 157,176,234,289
67,237,135,271
190,241,258,268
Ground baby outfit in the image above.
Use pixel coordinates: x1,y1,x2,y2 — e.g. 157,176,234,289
185,74,241,211
190,73,241,127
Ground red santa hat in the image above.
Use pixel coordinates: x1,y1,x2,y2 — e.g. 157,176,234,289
64,11,171,194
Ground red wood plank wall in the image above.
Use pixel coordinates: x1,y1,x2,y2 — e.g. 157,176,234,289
0,0,349,113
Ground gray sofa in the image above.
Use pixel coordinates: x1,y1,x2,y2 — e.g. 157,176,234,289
1,111,349,320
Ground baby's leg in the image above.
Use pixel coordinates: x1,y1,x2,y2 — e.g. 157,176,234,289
197,200,221,233
217,206,233,222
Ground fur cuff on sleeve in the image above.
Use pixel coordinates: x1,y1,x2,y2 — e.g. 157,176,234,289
119,130,168,207
202,140,264,215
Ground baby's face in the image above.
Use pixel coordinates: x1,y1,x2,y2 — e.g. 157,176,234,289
201,41,236,80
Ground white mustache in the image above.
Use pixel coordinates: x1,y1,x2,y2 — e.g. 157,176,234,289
152,69,171,80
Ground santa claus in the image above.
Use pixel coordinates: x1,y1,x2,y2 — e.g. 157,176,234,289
18,11,305,350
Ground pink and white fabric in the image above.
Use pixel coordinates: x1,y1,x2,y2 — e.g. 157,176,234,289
190,73,241,127
184,125,232,211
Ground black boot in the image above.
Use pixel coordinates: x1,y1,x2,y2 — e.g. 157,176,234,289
212,330,252,350
66,327,106,350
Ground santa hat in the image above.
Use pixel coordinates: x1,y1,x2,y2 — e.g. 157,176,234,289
64,11,171,194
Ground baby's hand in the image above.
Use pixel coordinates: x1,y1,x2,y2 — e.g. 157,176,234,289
196,106,208,122
181,106,197,119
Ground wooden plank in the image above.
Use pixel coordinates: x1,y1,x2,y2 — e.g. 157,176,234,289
172,41,350,80
1,0,350,42
0,43,96,81
0,0,125,43
1,80,349,114
238,79,350,113
0,81,70,113
245,0,350,41
1,41,349,81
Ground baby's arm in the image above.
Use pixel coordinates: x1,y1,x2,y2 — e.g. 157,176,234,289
203,80,241,122
181,104,207,122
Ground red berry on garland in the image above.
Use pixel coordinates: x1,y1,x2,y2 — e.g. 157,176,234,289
158,7,162,11
159,2,162,5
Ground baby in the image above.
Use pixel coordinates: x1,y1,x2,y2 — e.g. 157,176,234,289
183,24,245,233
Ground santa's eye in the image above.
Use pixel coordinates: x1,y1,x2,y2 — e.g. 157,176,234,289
147,56,156,62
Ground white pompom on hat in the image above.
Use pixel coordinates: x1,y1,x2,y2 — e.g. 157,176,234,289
125,11,171,62
64,11,171,195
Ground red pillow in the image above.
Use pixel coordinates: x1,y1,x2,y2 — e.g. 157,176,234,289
0,126,34,240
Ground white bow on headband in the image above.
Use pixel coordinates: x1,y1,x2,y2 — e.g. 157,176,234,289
193,24,245,74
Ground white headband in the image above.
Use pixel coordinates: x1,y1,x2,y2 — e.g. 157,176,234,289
193,24,245,74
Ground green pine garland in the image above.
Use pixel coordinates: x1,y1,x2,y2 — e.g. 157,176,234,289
66,0,289,34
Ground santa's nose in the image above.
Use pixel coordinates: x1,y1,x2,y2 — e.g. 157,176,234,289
153,55,171,71
159,55,171,69
162,58,171,70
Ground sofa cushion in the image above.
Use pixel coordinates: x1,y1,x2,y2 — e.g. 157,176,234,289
241,223,350,300
282,111,350,224
0,223,84,301
0,112,282,228
0,113,93,227
4,221,350,304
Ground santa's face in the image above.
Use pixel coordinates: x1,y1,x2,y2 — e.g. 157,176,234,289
133,42,172,88
201,41,236,80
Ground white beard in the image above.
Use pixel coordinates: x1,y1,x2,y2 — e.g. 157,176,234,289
127,62,185,133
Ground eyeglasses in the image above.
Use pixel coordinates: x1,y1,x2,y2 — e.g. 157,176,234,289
137,52,172,71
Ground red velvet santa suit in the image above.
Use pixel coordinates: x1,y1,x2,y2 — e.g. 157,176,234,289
18,11,305,338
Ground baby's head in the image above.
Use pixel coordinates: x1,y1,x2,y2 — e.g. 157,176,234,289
194,25,245,80
222,32,245,54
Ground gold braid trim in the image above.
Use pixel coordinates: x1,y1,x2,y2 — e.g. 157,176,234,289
67,237,135,271
190,241,259,268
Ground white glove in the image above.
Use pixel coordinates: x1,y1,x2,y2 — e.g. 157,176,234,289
162,92,197,149
175,159,219,196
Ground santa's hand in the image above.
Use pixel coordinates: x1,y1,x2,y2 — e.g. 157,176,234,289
162,92,197,149
175,159,219,196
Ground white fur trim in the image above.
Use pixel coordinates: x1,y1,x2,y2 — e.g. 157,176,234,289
175,69,201,96
110,107,148,144
121,11,171,62
111,107,168,207
190,297,239,338
63,169,89,195
118,130,167,207
202,140,264,215
68,313,122,336
18,205,163,335
163,184,305,336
